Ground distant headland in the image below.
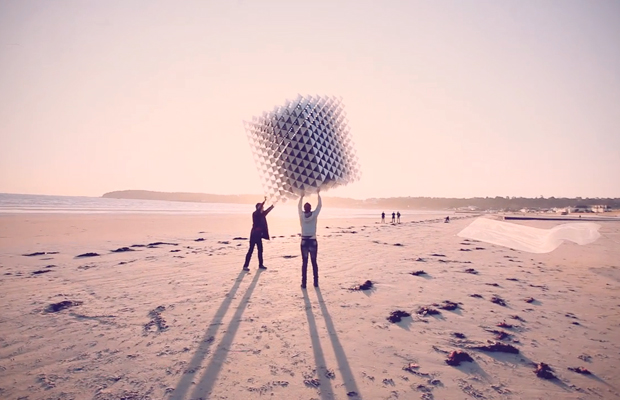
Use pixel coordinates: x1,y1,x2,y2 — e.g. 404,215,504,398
102,190,620,212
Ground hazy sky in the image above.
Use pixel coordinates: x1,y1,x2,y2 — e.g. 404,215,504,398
1,1,619,199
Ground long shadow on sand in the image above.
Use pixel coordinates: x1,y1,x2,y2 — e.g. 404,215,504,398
315,288,362,398
577,370,617,390
189,269,263,399
169,270,251,400
303,290,335,400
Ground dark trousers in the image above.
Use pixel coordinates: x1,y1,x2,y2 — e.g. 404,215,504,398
301,238,318,286
243,235,263,268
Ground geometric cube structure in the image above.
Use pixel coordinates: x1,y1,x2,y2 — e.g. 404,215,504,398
244,95,361,202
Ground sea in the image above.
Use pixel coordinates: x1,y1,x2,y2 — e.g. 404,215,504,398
0,193,448,219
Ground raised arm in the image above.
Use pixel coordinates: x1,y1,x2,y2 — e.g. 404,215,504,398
298,194,304,217
315,192,322,215
263,204,274,216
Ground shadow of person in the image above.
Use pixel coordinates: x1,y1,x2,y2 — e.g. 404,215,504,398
314,288,363,399
169,270,248,400
302,289,335,400
188,269,264,399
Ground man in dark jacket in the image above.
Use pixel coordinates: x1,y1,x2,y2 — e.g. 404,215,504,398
243,196,274,271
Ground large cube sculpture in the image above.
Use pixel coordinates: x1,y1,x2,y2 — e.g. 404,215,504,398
244,95,361,202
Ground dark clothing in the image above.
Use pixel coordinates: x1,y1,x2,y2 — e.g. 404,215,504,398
243,203,274,268
301,238,318,287
243,234,264,268
250,205,274,240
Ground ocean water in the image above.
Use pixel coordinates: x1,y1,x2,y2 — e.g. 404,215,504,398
0,193,250,215
0,193,447,219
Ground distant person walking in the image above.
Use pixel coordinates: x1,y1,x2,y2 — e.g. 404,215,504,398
397,212,401,224
299,190,322,288
242,196,274,271
381,212,385,223
445,216,450,223
391,212,396,224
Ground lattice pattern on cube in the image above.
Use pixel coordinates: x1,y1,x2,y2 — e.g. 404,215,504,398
244,95,360,202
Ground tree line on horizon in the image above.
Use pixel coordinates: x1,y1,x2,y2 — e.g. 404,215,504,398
102,190,620,211
359,196,620,211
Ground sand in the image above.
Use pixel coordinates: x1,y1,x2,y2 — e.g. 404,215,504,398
0,212,619,400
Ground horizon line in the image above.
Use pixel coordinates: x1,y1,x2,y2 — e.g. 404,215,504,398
2,191,620,201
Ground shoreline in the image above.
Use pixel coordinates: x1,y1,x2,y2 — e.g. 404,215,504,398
4,192,618,215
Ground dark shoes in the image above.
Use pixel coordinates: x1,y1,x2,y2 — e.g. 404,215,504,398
244,265,266,271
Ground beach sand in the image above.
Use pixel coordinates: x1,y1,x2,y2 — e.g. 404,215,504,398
0,213,619,400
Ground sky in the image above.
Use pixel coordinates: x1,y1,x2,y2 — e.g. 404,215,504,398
1,0,619,199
